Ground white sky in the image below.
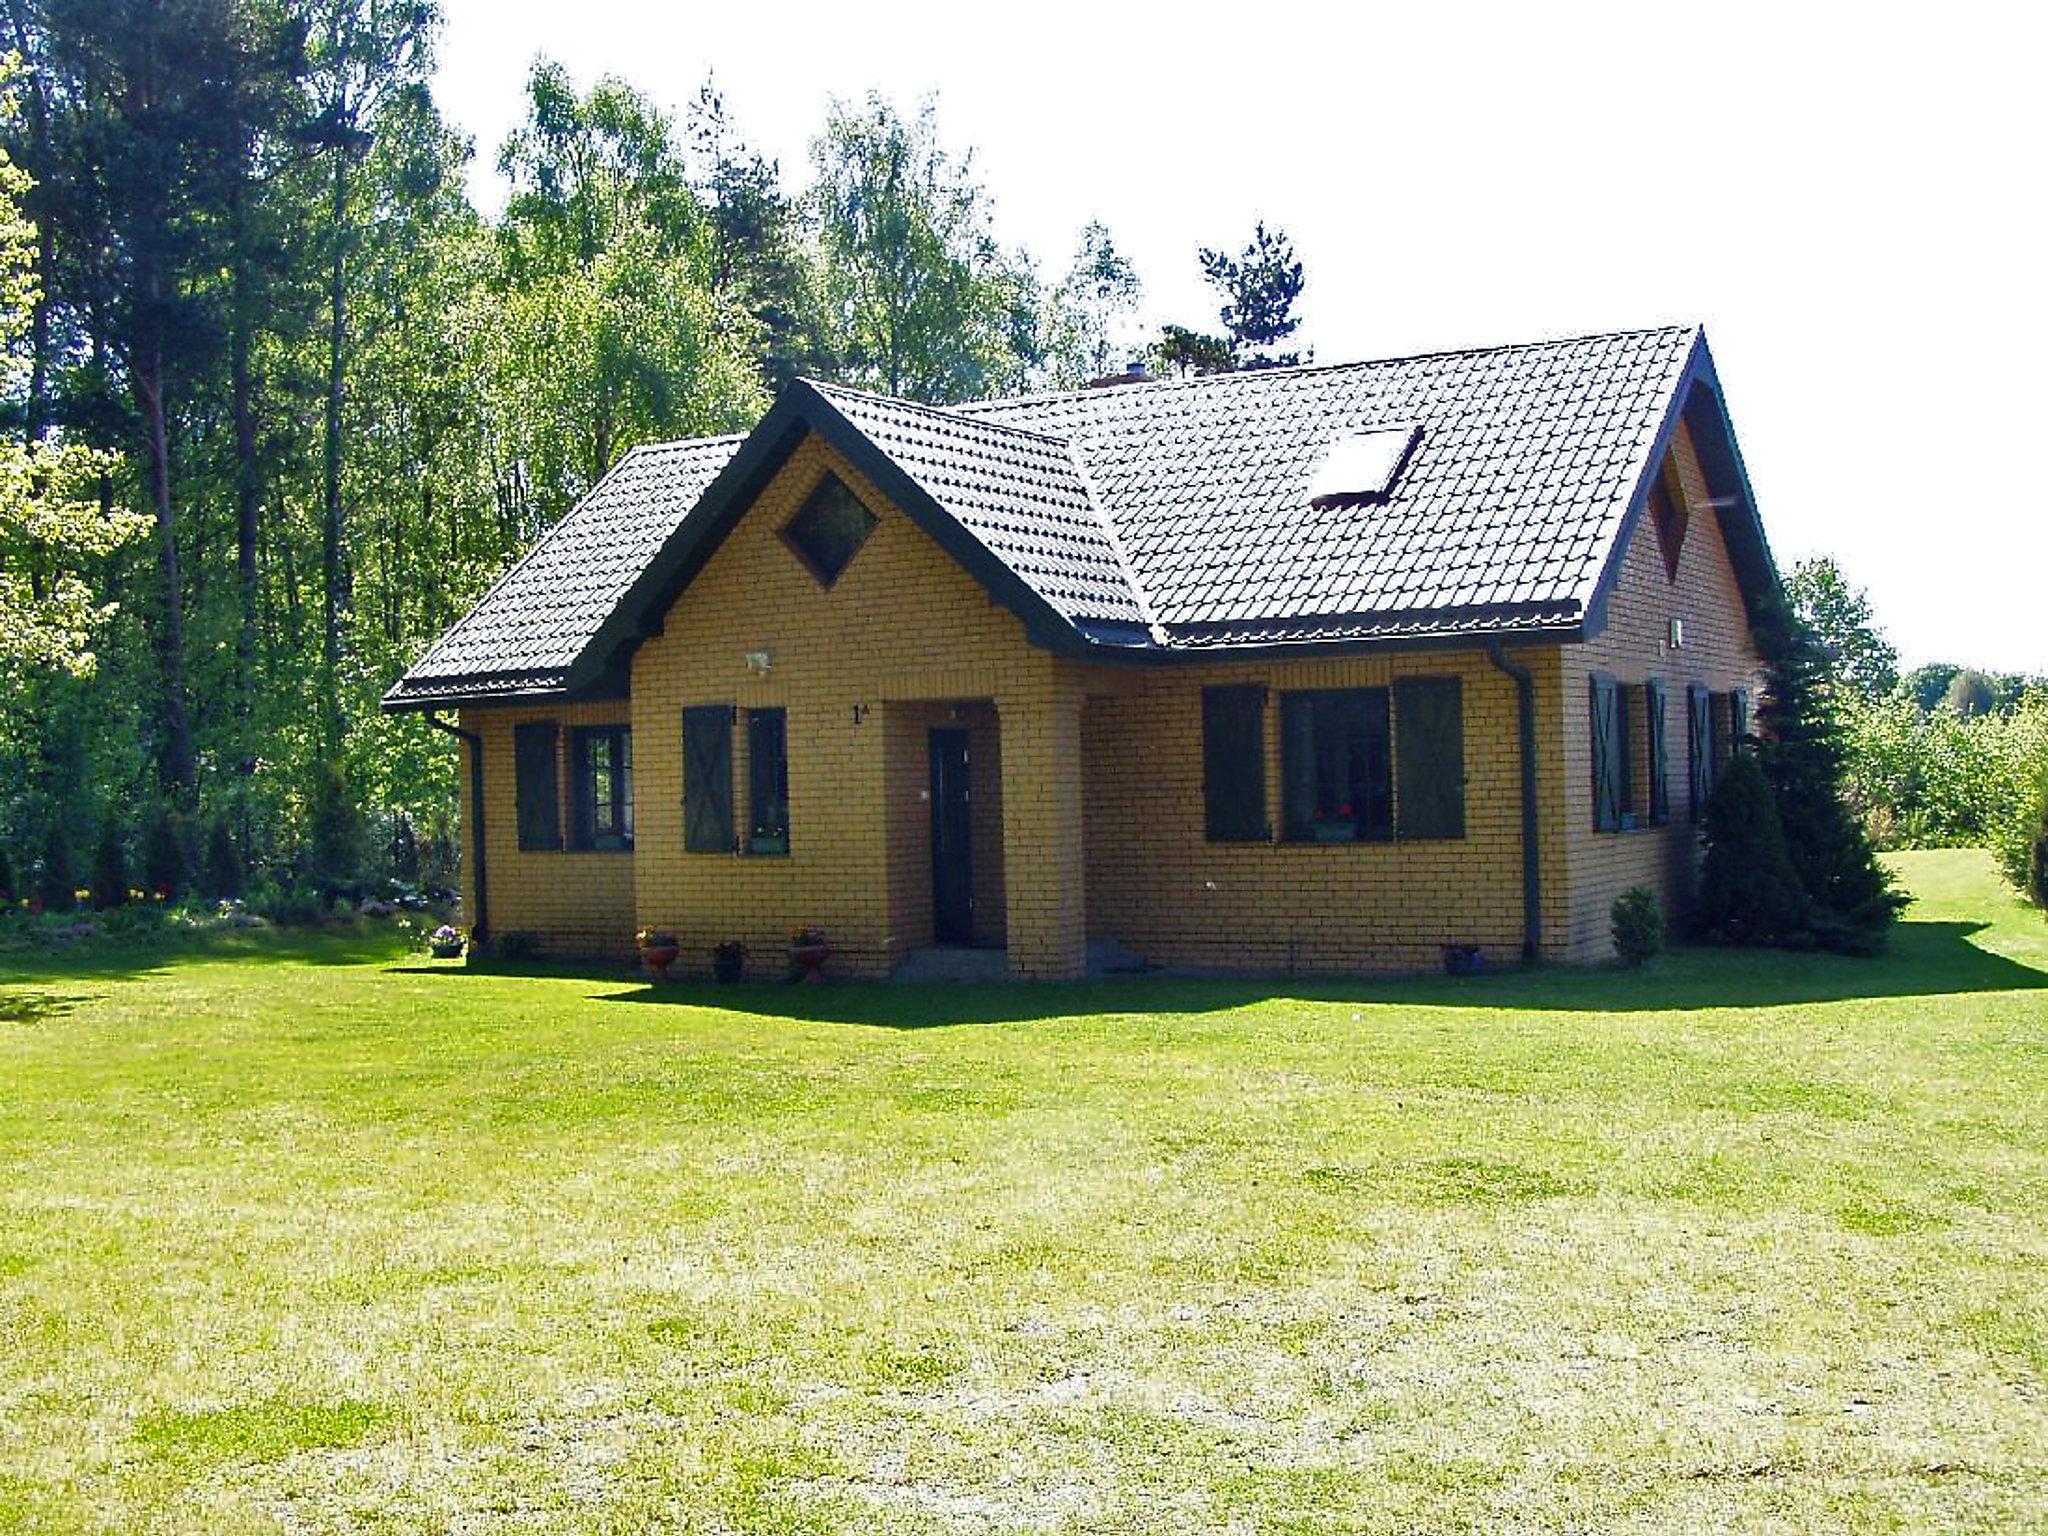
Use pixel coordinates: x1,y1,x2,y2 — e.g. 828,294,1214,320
432,0,2046,674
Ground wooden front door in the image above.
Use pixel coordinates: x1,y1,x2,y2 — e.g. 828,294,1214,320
928,728,974,944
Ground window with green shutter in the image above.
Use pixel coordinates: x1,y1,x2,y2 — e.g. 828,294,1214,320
1394,676,1465,839
1281,688,1392,842
1202,685,1267,841
747,708,790,856
514,722,561,851
683,705,734,853
1645,680,1670,825
1688,684,1713,819
1590,674,1630,831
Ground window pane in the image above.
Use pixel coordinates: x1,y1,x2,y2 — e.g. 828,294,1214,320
785,475,877,586
1281,688,1390,842
748,709,789,855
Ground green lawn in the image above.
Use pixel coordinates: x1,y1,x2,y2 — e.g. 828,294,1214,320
2,851,2044,1534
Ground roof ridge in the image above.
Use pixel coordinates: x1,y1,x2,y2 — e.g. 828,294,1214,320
958,321,1703,414
804,378,1073,447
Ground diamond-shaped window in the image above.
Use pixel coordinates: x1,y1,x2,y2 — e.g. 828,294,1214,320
783,474,877,587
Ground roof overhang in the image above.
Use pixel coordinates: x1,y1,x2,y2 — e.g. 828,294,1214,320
1582,330,1781,639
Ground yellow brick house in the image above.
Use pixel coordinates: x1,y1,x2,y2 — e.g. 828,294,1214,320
385,324,1777,979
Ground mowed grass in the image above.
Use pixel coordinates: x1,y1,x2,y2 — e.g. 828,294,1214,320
1,850,2044,1534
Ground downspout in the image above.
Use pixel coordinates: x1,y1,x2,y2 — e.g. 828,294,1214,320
1485,643,1542,963
425,710,488,944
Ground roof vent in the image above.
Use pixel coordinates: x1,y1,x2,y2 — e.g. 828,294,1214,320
1086,360,1150,389
1309,424,1422,508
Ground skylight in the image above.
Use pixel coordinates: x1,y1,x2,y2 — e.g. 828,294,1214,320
1308,425,1422,508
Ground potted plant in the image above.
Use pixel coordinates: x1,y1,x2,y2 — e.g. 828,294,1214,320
1441,942,1485,976
428,923,465,959
712,939,747,983
637,928,680,981
787,924,830,983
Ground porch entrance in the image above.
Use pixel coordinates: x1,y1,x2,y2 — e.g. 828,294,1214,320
928,727,974,943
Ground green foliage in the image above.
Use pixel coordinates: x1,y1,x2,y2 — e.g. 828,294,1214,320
203,816,243,902
2026,783,2048,912
809,92,1040,402
1197,220,1306,369
0,840,12,902
1943,668,1999,718
1042,221,1142,386
1785,556,1898,702
1696,751,1811,946
306,761,365,898
1754,617,1906,954
34,822,74,912
1610,887,1665,967
89,820,128,910
142,809,189,901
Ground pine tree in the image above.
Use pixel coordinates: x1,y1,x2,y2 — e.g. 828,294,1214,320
1754,613,1907,953
203,815,244,900
36,823,75,912
1695,751,1810,945
90,819,129,909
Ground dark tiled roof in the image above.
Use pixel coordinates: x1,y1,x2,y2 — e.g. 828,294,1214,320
390,324,1748,708
958,325,1697,641
385,435,741,704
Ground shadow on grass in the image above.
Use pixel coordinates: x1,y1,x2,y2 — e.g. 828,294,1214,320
0,923,415,986
567,918,2046,1028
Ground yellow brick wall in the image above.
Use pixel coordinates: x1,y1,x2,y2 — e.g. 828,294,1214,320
1079,646,1569,974
457,700,638,960
626,431,1087,978
1555,419,1765,959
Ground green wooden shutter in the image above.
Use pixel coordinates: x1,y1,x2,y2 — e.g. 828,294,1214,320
1202,686,1267,842
514,722,560,851
683,705,734,853
1590,676,1619,830
1688,685,1712,819
1395,677,1465,839
1646,681,1669,825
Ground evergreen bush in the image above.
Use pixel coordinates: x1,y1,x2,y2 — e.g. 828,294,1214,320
1696,751,1811,946
1754,616,1906,953
1610,887,1665,966
2026,779,2048,913
142,807,189,900
203,816,244,901
36,824,76,912
307,762,365,898
90,820,129,909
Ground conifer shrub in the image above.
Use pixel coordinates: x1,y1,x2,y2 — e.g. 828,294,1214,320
90,821,129,910
307,762,365,899
1753,614,1907,953
142,807,189,900
36,824,76,913
1696,751,1811,946
1610,887,1665,967
203,816,244,901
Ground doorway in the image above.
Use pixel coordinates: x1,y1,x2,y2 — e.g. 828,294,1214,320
928,728,974,944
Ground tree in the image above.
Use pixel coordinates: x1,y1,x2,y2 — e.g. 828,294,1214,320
808,92,1039,403
1785,556,1898,702
1754,613,1908,953
1695,750,1809,945
1153,220,1308,374
1942,668,1998,718
0,56,147,691
89,815,126,907
303,0,437,760
1041,220,1141,387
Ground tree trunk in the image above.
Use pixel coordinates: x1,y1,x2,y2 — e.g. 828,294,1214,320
230,172,263,780
136,349,196,794
321,146,349,758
